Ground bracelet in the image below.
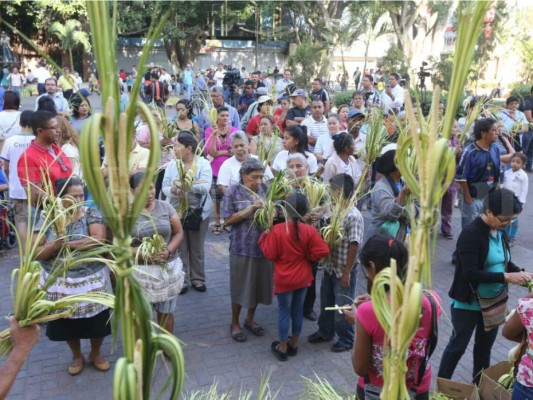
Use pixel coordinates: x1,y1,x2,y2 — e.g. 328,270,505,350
166,248,171,259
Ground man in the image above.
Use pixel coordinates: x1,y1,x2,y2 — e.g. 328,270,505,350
182,64,194,100
144,71,168,109
34,78,69,113
237,80,255,118
240,87,269,131
286,89,310,128
206,65,216,86
217,131,273,195
302,99,328,153
17,110,73,205
102,130,149,179
198,86,240,137
522,86,533,172
347,109,367,172
214,63,226,87
351,90,366,113
456,118,500,232
310,78,330,116
382,72,404,113
57,66,78,100
275,69,293,95
250,71,265,89
361,75,380,109
352,67,361,89
34,61,51,96
196,69,208,94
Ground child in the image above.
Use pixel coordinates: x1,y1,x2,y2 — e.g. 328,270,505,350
259,193,330,361
501,152,528,244
308,173,364,352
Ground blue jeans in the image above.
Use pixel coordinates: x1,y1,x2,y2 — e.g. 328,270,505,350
460,197,484,230
184,83,192,100
512,380,533,399
317,268,357,346
277,287,307,341
520,131,533,169
437,306,499,384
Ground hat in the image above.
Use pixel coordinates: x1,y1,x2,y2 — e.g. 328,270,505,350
257,95,272,104
78,88,91,98
209,65,215,69
348,109,365,120
256,87,268,96
289,89,307,97
200,69,206,74
277,93,289,102
186,64,192,67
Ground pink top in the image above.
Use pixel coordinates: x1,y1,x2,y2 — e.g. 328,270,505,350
516,298,533,387
204,126,238,177
135,124,172,166
355,291,441,394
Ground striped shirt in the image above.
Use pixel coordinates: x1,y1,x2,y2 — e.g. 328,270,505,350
301,116,329,152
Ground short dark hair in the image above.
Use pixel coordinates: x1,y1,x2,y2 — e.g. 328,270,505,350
150,72,159,80
390,73,400,81
31,110,56,135
129,172,148,190
216,106,229,114
244,80,254,87
313,78,322,84
37,96,57,114
511,152,527,165
44,77,57,85
2,91,20,110
19,110,34,128
56,177,84,198
473,118,497,140
483,188,522,217
239,157,264,179
376,149,398,175
177,131,198,152
352,90,365,98
329,173,355,199
506,96,519,105
363,74,374,83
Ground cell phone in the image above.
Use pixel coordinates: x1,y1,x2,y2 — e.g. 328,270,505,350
386,84,391,89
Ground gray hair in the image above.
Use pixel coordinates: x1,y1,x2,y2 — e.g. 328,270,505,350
286,152,308,167
210,86,224,95
231,131,249,147
239,158,264,178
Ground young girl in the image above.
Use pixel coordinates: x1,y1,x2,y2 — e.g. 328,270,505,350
501,152,528,245
259,193,329,361
271,125,318,174
351,234,441,400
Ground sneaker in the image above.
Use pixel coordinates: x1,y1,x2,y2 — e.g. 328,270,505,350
271,341,288,361
303,311,318,321
441,232,453,240
308,331,332,343
331,341,352,353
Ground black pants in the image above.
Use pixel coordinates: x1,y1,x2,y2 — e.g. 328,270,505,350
37,83,46,95
437,306,499,384
303,261,318,314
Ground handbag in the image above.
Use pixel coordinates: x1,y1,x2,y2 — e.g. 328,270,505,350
181,195,207,231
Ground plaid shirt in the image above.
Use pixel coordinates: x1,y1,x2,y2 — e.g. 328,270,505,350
324,206,364,278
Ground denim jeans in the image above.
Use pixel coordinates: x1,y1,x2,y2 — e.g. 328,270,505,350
317,268,357,346
460,197,484,230
437,306,499,384
520,131,533,169
512,380,533,400
184,83,192,100
277,287,307,341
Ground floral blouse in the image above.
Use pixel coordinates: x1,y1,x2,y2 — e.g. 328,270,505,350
516,298,533,387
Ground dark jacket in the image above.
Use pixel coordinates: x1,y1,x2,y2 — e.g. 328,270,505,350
448,216,521,304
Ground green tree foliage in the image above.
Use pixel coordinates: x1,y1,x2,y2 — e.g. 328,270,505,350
378,46,409,78
49,19,91,71
429,56,454,92
287,40,329,89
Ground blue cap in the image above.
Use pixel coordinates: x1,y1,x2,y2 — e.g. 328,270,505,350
289,88,308,97
78,88,91,98
348,109,365,120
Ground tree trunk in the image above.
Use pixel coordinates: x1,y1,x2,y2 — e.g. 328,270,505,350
363,39,370,79
69,50,74,72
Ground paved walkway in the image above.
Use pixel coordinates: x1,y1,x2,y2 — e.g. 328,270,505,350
1,94,533,399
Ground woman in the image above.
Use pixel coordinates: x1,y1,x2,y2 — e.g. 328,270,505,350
351,91,365,112
352,234,441,400
498,96,528,139
274,95,290,134
34,177,111,375
493,119,516,167
0,91,21,152
249,115,283,165
323,132,361,187
205,106,238,234
315,114,341,164
173,99,200,140
162,132,213,294
271,125,318,175
130,173,184,334
337,104,350,131
245,95,273,137
222,158,273,343
367,149,410,239
69,94,92,134
259,193,329,361
503,293,533,399
57,116,81,178
438,188,533,384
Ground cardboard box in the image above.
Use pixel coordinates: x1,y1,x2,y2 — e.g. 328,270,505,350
478,361,513,400
435,377,480,400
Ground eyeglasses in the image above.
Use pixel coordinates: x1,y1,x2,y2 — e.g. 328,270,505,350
494,215,513,226
41,125,59,131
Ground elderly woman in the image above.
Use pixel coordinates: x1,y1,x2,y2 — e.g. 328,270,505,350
130,172,184,334
438,188,533,384
322,132,362,188
367,149,410,240
498,96,528,139
34,177,111,375
162,132,213,294
222,158,273,343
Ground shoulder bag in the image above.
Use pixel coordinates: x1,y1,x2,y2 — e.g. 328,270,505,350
181,194,207,231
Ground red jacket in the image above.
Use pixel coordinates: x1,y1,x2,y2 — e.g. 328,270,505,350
259,222,330,294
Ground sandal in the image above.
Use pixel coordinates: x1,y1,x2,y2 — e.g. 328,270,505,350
230,326,246,343
88,354,110,372
244,321,265,337
212,224,222,235
68,357,85,376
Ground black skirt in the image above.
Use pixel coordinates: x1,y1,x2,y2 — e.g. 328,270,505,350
46,308,112,341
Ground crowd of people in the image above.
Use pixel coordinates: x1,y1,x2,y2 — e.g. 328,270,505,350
1,58,533,399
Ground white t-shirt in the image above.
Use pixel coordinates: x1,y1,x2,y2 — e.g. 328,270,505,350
217,154,274,188
62,143,81,178
8,73,25,87
314,134,334,161
35,67,52,84
272,150,318,174
0,133,35,199
0,111,22,140
501,169,528,205
214,70,226,87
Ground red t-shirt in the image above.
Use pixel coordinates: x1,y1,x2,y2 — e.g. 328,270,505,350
273,108,287,133
246,114,262,137
17,141,73,199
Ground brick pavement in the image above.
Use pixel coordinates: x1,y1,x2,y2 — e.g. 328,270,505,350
2,95,533,398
